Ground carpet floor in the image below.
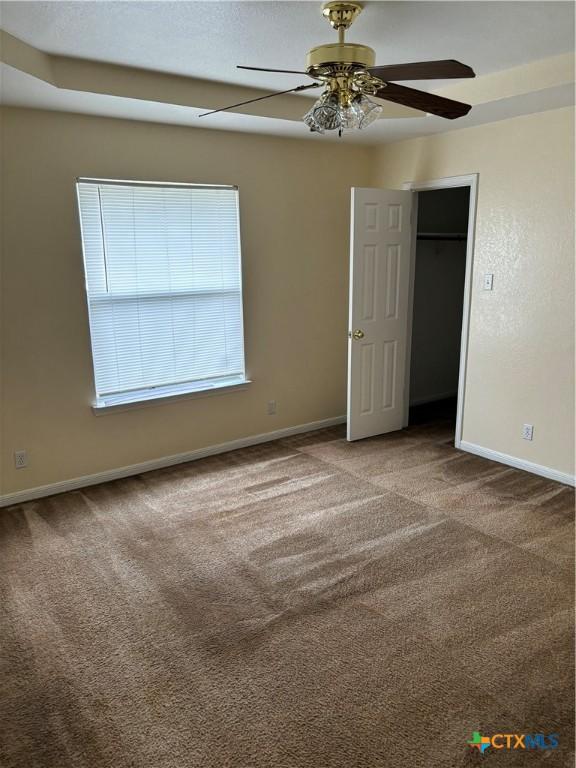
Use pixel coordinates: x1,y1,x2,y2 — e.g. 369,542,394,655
0,416,574,768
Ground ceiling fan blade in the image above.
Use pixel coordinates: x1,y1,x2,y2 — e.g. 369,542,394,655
368,59,475,81
199,83,320,118
238,65,309,75
375,82,471,119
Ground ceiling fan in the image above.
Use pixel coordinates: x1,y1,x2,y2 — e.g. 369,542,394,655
199,2,475,136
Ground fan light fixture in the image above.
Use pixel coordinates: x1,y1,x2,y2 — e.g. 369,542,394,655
301,2,384,136
199,2,476,134
303,91,382,135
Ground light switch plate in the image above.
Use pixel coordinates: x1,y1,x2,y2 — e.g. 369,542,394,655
483,273,494,291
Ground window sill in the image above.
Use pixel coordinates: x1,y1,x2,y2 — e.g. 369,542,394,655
92,379,251,415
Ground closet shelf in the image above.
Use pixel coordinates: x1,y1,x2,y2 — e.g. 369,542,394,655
416,232,467,241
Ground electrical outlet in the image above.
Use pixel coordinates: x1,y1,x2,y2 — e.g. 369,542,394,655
14,449,28,469
522,424,534,441
267,400,277,415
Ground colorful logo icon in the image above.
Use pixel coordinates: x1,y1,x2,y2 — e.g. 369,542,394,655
468,732,491,753
467,731,559,753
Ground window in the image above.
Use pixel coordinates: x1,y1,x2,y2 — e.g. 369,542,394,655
76,179,247,409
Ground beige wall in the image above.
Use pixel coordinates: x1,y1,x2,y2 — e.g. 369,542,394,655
1,104,574,496
374,106,574,476
0,108,373,494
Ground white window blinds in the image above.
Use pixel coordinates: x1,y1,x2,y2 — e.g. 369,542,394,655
76,180,246,408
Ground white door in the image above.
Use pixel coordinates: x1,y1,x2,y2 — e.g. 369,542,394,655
347,188,413,441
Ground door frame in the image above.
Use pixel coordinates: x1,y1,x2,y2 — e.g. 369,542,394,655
402,173,479,448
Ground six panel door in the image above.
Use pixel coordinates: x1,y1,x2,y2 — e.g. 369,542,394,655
347,188,413,441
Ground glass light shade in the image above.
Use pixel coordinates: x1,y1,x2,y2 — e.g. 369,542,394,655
340,102,362,130
303,92,342,133
354,94,382,128
303,91,383,134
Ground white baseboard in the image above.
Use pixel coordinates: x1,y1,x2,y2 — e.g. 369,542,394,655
5,420,571,508
0,415,347,508
458,440,575,487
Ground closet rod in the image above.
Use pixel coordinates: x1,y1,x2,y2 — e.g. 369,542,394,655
417,232,467,241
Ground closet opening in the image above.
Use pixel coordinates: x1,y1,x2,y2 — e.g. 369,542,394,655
407,185,471,436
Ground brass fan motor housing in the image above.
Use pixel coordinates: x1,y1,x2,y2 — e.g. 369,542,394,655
306,43,376,77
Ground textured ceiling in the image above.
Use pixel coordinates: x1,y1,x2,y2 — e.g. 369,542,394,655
0,1,574,143
1,1,574,91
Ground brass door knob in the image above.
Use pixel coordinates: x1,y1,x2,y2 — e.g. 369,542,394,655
352,329,365,340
